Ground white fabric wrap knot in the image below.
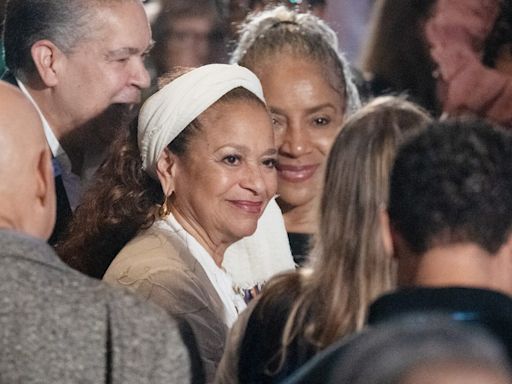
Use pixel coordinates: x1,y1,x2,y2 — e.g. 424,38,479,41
138,64,266,179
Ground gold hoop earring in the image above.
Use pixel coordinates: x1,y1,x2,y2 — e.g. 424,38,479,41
159,194,171,219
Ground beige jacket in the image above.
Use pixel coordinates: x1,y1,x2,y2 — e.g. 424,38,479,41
103,225,227,383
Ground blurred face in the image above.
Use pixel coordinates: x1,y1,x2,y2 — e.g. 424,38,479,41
56,1,152,131
254,55,346,213
163,16,216,69
495,43,512,76
171,99,278,244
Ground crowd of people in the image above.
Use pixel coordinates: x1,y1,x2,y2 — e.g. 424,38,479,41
1,0,512,383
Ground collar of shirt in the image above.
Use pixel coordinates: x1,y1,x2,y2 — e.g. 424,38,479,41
17,78,81,210
16,78,73,174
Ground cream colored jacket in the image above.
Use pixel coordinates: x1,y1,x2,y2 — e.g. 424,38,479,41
103,225,227,383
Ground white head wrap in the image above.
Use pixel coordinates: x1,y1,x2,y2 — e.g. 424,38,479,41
138,64,266,179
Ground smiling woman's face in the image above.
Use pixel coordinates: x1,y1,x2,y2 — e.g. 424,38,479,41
171,98,278,244
254,55,346,215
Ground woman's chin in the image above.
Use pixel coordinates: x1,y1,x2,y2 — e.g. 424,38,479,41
229,221,259,241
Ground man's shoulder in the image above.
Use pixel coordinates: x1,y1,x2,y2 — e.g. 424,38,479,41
0,231,191,383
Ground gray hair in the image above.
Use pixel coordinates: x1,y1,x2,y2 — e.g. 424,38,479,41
3,0,124,81
230,6,360,115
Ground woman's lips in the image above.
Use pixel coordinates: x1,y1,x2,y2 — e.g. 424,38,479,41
228,200,264,214
276,164,319,183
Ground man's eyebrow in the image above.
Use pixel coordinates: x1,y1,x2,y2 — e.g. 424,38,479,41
106,48,138,58
106,40,155,59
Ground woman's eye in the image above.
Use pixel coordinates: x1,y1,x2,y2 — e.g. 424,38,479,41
223,155,240,165
271,115,284,127
263,158,278,169
313,116,330,126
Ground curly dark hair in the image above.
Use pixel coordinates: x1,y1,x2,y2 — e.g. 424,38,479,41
389,118,512,255
56,120,164,278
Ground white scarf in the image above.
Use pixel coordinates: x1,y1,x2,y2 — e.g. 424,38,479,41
155,214,246,327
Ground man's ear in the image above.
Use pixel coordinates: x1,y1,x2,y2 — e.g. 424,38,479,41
156,148,177,197
31,40,64,87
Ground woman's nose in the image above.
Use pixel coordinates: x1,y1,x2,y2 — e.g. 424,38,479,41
278,123,312,157
241,164,267,195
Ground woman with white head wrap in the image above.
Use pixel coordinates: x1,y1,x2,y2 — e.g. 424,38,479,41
57,64,285,382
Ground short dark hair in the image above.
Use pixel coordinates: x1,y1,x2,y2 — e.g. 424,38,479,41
3,0,96,80
389,118,512,254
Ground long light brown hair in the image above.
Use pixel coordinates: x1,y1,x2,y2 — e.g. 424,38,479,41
255,96,432,368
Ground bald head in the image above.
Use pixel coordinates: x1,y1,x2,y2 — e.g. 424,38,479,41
0,81,55,239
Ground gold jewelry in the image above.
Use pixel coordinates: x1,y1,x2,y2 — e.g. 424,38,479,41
159,194,171,219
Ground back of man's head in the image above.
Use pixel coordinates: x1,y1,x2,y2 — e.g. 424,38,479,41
0,81,55,239
388,118,512,255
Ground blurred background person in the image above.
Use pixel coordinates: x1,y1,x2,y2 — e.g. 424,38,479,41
215,97,431,384
231,6,360,265
361,0,512,126
324,0,375,64
360,0,438,114
425,0,512,127
58,64,277,383
150,0,227,80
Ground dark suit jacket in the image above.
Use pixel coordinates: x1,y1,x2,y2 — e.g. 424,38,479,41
1,71,72,245
368,287,512,359
0,229,192,383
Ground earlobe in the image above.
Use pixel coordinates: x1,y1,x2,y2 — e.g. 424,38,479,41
35,149,56,239
36,149,55,207
31,40,62,87
156,148,176,196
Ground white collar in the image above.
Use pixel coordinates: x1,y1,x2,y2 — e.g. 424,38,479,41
16,78,72,173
